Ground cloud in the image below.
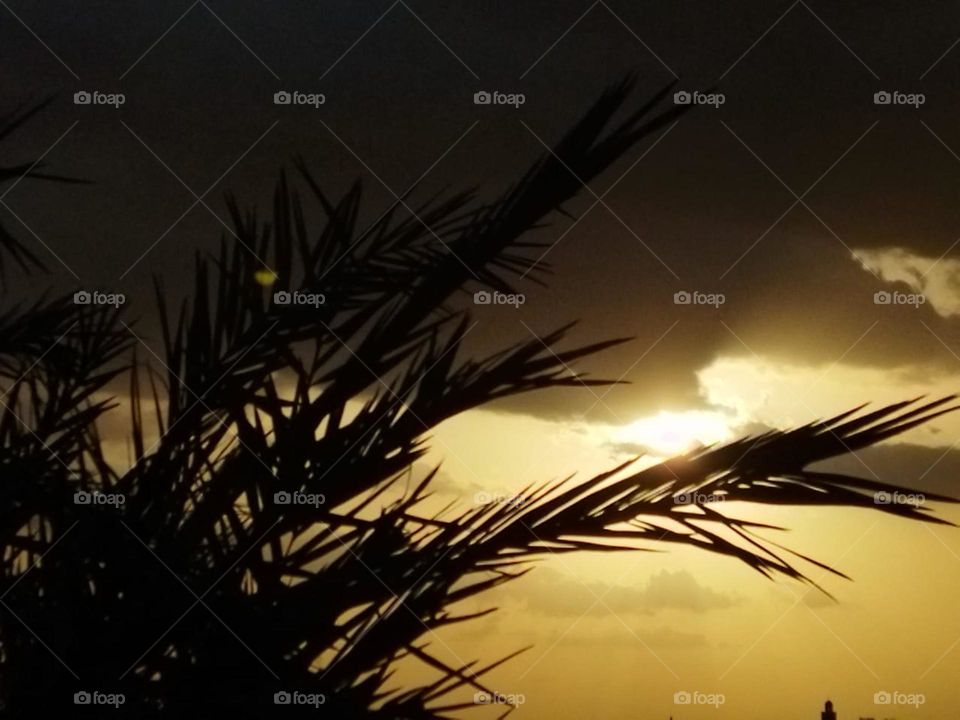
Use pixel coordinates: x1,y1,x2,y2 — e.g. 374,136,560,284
632,569,739,612
853,246,960,317
509,568,739,618
410,462,480,496
811,442,960,500
605,441,650,457
696,355,960,449
564,622,708,649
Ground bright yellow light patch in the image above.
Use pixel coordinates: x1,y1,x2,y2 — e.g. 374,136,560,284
614,410,734,457
254,269,278,287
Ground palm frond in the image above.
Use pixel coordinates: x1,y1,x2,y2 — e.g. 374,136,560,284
0,98,86,279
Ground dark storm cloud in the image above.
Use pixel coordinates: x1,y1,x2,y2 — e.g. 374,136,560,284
813,442,960,500
6,1,960,424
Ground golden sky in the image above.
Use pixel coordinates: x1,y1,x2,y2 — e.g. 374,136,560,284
379,350,960,719
90,306,960,718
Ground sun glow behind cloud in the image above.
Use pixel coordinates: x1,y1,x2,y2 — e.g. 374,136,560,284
612,409,737,456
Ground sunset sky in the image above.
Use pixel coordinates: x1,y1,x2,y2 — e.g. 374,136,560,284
6,1,960,717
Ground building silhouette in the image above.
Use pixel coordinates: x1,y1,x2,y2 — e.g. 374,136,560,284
670,698,890,718
819,698,889,720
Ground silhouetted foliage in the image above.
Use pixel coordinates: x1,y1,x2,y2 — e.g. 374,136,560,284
0,82,955,718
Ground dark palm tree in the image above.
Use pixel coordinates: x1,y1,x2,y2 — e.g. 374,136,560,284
0,80,955,718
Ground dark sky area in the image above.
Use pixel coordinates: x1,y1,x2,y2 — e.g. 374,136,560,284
5,0,960,422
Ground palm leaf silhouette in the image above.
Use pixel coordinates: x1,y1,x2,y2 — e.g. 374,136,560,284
0,98,86,278
0,79,955,718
